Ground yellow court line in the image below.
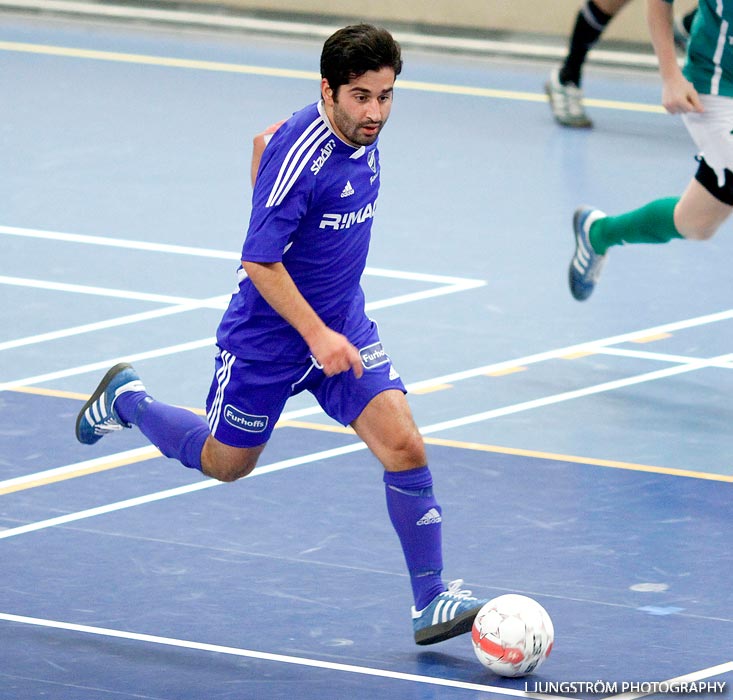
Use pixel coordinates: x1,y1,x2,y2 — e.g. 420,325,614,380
10,385,90,401
561,351,598,360
9,386,210,413
0,447,161,495
423,436,733,483
279,420,733,483
631,332,673,344
8,391,729,493
0,40,666,114
278,419,355,435
485,366,527,377
410,383,453,395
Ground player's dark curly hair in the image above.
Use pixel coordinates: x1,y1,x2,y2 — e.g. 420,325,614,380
320,24,403,96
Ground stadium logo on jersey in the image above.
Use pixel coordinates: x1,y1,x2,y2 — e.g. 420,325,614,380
311,138,336,175
319,202,376,230
223,404,268,433
359,341,389,369
340,181,355,198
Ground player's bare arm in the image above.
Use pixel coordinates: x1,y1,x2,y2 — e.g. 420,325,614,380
241,260,363,378
647,0,703,114
250,121,285,187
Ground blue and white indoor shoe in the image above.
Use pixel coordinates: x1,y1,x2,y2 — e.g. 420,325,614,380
569,206,607,301
75,363,145,445
412,579,488,645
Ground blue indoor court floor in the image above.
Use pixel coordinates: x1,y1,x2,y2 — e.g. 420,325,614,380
1,6,731,699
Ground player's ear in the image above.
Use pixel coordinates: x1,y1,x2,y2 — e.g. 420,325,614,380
321,78,334,104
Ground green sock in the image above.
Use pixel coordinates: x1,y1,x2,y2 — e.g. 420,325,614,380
589,197,683,255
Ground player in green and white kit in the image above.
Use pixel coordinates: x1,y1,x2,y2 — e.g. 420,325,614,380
568,0,733,300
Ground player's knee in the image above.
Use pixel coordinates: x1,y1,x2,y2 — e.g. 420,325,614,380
201,441,262,482
206,459,256,482
681,225,718,241
389,430,427,469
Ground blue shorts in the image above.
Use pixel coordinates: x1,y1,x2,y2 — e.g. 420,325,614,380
205,320,407,448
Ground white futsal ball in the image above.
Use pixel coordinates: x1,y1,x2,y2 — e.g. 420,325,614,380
471,594,554,677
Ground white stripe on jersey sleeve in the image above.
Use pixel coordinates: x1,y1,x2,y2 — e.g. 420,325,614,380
266,116,328,208
270,129,333,208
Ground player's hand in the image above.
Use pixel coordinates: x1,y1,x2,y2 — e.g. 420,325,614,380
661,75,704,114
309,328,364,379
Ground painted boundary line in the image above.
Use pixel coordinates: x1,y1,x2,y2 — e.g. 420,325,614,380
0,442,368,539
0,225,485,359
418,351,733,436
0,40,666,114
0,611,569,700
3,344,732,539
0,0,661,69
406,308,733,392
0,310,731,501
0,446,160,495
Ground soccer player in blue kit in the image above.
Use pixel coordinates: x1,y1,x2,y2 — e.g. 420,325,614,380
76,24,487,645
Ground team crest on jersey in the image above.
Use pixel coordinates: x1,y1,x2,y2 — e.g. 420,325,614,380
367,150,379,184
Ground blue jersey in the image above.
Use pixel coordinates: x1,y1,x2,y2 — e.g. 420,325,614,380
217,101,381,361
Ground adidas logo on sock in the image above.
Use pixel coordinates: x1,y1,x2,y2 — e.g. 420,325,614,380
416,508,442,526
340,181,355,198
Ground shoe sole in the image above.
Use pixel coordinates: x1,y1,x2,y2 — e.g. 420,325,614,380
75,362,133,443
414,606,481,646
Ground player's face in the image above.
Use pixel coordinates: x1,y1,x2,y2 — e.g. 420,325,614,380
322,68,395,147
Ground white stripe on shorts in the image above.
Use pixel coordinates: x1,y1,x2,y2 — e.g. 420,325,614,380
207,349,236,435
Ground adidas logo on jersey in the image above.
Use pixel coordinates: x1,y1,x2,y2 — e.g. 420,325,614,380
340,181,355,198
416,508,442,526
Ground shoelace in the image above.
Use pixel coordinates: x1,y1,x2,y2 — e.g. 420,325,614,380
93,415,124,434
444,579,476,600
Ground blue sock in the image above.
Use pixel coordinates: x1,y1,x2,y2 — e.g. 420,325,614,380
115,392,208,472
383,466,445,610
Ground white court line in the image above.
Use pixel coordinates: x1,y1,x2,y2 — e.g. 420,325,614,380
0,224,241,259
0,273,476,386
418,352,733,435
0,612,567,700
0,225,485,352
0,225,486,287
0,274,218,306
0,337,218,393
0,442,368,539
0,447,158,491
0,281,481,353
603,661,733,700
3,352,732,540
406,308,733,392
596,345,733,368
2,308,731,393
0,296,229,352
